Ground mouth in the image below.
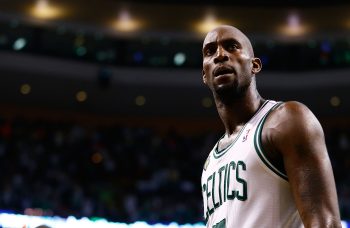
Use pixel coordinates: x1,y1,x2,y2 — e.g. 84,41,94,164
213,66,235,77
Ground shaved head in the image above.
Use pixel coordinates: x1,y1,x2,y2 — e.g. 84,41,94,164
203,25,255,58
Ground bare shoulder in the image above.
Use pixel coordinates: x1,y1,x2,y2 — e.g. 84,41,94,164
271,101,317,122
267,101,323,133
264,101,325,155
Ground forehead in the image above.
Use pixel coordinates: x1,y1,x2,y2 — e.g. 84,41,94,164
203,26,245,47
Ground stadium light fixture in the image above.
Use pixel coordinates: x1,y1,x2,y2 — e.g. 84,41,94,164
113,9,141,32
279,12,308,37
30,0,63,19
195,13,224,34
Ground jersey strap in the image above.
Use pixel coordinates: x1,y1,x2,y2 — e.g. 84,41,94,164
253,102,288,181
213,100,270,159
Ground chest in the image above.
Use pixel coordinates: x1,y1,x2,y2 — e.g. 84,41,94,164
202,125,258,189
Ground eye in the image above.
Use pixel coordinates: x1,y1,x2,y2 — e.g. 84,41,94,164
204,47,215,56
227,43,239,51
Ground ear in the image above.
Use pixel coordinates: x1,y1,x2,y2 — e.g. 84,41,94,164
252,57,262,74
202,69,207,84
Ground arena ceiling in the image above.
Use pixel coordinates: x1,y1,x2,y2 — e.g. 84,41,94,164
0,1,349,121
0,0,349,40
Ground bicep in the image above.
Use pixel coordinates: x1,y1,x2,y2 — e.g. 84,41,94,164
283,128,336,222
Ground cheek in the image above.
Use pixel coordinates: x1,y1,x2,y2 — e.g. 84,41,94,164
239,52,250,59
236,56,252,72
203,61,211,74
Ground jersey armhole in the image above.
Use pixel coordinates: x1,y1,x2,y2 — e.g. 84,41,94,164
253,102,289,181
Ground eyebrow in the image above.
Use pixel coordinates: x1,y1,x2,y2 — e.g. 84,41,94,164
202,42,216,54
203,38,241,51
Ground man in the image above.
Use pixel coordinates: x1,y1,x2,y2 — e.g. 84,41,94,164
201,25,341,228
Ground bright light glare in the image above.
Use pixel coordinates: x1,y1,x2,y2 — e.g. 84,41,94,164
174,52,186,66
13,38,27,50
195,14,224,34
279,13,308,36
113,10,141,32
30,0,63,19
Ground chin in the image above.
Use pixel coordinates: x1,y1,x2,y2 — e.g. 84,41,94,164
215,83,248,100
215,81,237,94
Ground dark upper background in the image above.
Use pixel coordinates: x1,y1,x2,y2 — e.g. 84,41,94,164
0,0,349,131
0,0,350,224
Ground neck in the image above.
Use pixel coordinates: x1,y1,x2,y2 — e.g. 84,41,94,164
214,84,264,135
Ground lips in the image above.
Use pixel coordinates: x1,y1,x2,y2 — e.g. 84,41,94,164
213,66,235,77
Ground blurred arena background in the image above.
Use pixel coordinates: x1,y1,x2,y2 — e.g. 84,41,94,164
0,0,349,227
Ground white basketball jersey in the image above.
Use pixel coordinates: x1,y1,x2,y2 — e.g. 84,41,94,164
201,100,303,228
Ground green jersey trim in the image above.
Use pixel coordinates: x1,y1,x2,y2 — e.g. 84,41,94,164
254,102,288,181
213,100,269,159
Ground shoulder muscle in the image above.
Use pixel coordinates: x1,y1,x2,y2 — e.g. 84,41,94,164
264,101,325,158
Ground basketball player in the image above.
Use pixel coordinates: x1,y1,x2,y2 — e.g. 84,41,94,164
201,25,341,228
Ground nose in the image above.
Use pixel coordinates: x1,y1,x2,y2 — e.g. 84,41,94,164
214,46,229,64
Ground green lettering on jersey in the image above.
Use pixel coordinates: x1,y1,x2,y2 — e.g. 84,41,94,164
206,174,214,215
236,161,247,201
223,164,228,202
212,172,220,209
213,218,226,228
227,161,236,200
202,183,207,192
218,165,226,205
203,160,248,221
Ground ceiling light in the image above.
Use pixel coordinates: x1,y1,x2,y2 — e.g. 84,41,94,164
195,14,224,34
113,9,141,32
30,0,63,19
279,12,308,37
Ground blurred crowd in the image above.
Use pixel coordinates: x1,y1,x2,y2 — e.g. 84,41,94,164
326,128,350,220
0,117,349,223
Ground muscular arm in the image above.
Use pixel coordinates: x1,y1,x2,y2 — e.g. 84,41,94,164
263,101,341,228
